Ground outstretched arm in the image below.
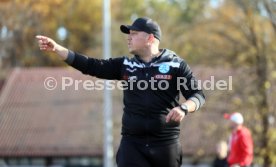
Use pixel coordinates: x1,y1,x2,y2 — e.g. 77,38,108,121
36,35,123,80
36,35,68,60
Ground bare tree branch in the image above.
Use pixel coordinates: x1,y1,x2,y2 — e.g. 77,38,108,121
264,0,276,33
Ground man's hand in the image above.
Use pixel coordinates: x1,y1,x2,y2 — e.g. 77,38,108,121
36,35,57,52
166,106,185,123
36,35,69,60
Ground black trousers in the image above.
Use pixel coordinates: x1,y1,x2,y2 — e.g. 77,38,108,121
116,137,182,167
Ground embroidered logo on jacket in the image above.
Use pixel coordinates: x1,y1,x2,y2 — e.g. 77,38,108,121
128,76,137,81
158,64,170,73
154,75,172,80
126,68,137,73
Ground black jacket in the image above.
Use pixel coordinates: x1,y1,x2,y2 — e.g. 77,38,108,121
66,49,205,145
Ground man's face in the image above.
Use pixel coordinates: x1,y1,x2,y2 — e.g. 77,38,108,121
127,30,149,54
229,121,238,130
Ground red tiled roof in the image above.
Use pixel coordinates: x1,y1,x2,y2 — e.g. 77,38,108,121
0,67,236,157
0,79,4,93
0,67,111,157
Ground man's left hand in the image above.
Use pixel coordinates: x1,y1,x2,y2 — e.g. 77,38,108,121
166,107,185,123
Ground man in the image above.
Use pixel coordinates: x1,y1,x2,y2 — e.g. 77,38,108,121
224,112,254,167
36,17,205,167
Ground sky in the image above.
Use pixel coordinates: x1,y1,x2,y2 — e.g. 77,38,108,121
209,0,224,8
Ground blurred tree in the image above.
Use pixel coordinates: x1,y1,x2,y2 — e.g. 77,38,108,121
0,0,64,67
0,0,208,66
55,0,102,55
220,1,275,166
261,0,276,32
0,0,102,68
182,0,276,165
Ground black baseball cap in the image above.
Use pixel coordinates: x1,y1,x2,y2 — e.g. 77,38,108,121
120,17,161,41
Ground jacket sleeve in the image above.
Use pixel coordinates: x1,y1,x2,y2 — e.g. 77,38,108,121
239,131,254,166
64,50,124,80
177,61,205,110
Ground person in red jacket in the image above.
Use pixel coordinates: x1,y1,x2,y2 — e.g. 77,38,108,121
224,112,253,167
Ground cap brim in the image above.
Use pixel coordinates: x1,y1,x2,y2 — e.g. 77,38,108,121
223,113,230,119
120,25,140,34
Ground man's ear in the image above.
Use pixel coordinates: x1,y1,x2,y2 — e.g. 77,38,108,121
148,34,155,43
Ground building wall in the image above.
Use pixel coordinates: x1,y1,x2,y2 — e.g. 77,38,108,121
0,156,102,167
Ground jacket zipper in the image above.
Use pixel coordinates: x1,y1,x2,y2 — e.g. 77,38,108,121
144,66,150,147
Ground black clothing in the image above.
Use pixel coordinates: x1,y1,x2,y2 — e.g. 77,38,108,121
66,49,205,144
116,136,182,167
213,156,228,167
65,48,205,167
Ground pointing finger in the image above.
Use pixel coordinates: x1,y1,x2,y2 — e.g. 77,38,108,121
36,35,49,43
36,35,45,40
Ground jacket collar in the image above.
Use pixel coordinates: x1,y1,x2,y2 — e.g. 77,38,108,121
133,49,174,65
